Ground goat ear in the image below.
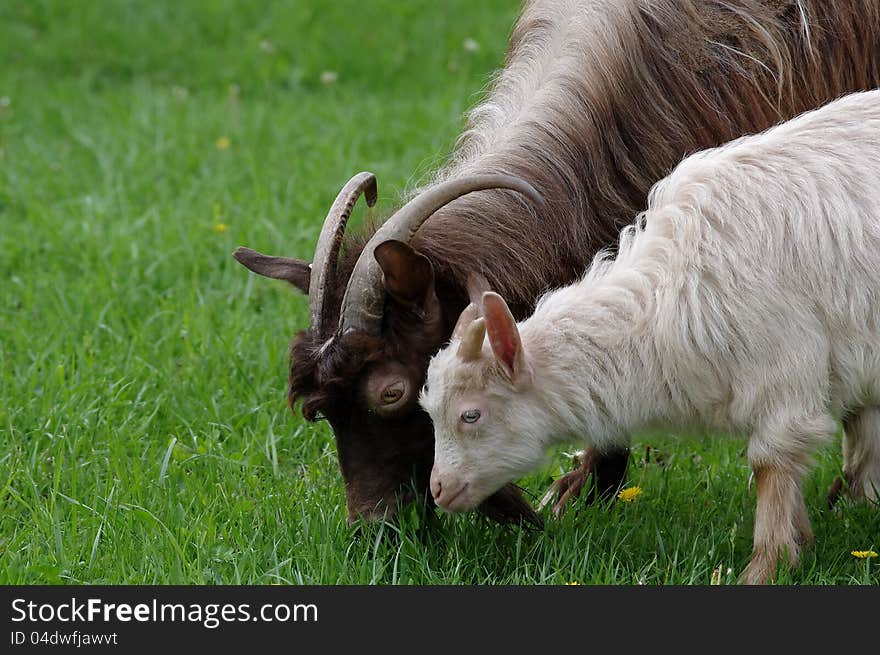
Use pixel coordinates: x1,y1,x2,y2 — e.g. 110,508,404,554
233,247,311,294
374,240,436,308
482,291,525,381
457,317,486,361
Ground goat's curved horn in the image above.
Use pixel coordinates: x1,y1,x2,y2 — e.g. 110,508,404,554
338,174,543,336
309,172,378,338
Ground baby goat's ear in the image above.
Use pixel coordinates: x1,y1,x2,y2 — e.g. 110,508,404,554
482,292,526,382
233,247,311,294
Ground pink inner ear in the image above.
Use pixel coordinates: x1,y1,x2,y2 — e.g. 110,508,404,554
482,292,520,376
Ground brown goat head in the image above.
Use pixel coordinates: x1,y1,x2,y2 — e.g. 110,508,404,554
235,173,545,526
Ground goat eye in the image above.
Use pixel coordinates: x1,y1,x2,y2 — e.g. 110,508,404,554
461,409,481,424
381,386,404,405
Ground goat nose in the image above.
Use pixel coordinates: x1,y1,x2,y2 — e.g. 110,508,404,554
430,467,443,501
430,468,469,510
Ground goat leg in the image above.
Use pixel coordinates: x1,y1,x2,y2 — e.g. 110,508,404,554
539,447,630,517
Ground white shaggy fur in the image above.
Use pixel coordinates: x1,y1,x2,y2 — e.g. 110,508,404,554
420,89,880,583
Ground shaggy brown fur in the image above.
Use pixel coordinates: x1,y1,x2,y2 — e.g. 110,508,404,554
417,0,880,307
279,0,880,524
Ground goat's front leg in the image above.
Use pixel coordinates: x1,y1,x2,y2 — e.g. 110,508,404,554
740,461,811,584
539,446,630,517
741,414,833,584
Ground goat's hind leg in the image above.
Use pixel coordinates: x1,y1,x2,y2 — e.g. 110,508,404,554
835,408,880,503
741,413,835,584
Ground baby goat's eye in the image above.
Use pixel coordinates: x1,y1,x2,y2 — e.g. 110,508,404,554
381,385,404,405
461,409,481,424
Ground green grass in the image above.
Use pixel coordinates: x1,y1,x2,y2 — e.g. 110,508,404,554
0,0,877,585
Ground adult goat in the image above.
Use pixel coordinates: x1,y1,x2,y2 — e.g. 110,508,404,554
235,0,880,524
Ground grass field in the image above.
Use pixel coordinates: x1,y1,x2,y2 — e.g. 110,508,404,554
1,0,877,585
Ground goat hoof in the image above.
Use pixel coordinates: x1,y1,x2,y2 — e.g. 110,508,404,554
739,558,773,585
826,476,844,508
740,542,800,585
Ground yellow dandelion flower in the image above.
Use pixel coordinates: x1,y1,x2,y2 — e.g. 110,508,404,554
851,550,878,559
618,486,643,502
564,582,580,585
212,223,228,233
216,136,230,150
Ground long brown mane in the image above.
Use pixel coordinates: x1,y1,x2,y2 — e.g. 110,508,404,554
411,0,880,309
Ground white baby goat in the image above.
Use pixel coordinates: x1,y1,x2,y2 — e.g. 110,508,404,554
420,89,880,584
